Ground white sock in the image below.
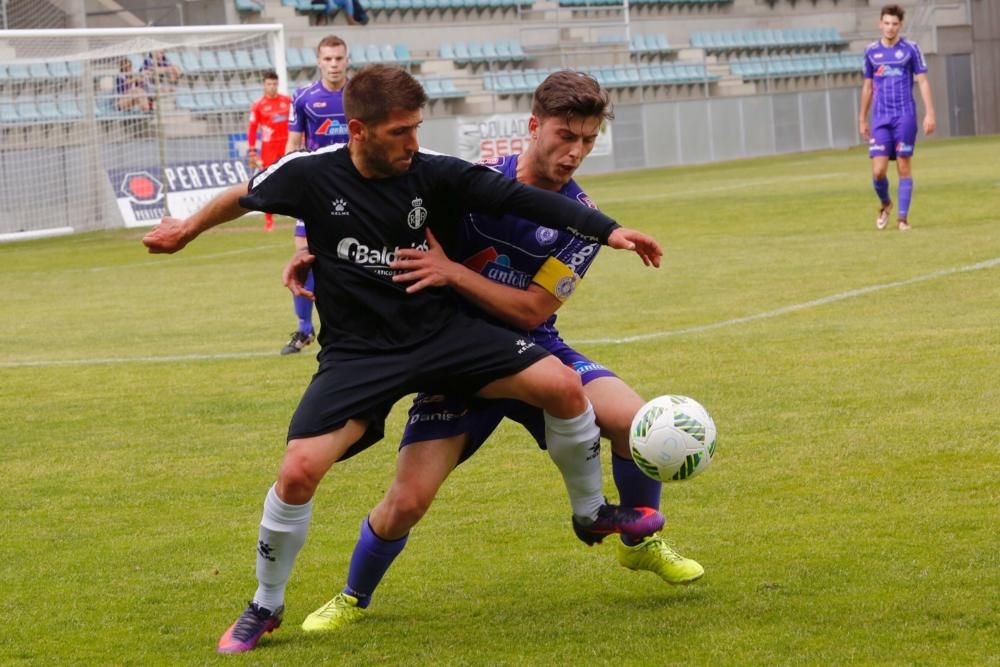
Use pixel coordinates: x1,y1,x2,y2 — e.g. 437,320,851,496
544,401,603,521
252,484,312,611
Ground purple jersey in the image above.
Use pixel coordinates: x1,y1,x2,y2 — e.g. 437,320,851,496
289,80,349,151
460,153,601,343
863,38,927,119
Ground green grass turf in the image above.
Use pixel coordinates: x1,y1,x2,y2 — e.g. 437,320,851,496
1,137,998,665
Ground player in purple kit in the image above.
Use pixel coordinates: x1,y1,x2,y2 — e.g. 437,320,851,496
859,4,936,231
280,34,351,355
284,71,702,634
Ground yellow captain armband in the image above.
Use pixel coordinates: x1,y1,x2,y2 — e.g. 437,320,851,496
533,256,581,302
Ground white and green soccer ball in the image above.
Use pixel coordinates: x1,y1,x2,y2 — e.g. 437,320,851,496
629,395,717,482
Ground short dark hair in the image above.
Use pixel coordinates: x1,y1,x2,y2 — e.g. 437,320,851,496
881,4,904,20
344,64,427,125
532,70,614,123
263,69,279,81
317,34,347,53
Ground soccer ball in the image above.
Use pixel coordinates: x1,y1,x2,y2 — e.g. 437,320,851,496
629,395,717,482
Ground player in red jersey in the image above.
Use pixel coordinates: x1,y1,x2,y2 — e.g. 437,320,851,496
247,70,292,231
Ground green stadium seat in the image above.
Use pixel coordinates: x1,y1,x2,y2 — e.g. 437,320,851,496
15,95,42,122
199,51,221,72
216,50,239,73
234,49,255,71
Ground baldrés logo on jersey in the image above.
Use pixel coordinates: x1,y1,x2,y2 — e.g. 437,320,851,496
118,171,165,221
407,197,427,229
337,236,429,275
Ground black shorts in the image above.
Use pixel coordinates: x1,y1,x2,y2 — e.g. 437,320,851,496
286,311,549,460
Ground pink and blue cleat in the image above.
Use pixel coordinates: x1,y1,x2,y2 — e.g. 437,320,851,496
217,602,283,654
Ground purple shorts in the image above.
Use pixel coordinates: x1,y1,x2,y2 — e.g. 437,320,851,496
869,115,917,160
399,336,618,463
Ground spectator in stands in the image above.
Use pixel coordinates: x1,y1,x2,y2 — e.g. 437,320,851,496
324,0,369,25
114,58,152,113
141,50,183,92
247,70,292,231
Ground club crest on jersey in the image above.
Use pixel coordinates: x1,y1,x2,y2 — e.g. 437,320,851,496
407,197,428,229
331,198,349,216
535,226,558,245
895,50,904,58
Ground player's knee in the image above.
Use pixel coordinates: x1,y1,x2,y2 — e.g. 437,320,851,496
275,455,323,504
384,486,433,531
543,365,587,418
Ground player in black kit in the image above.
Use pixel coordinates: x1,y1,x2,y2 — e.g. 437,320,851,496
143,64,664,654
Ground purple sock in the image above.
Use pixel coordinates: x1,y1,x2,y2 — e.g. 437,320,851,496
612,452,663,546
344,517,408,609
873,177,890,205
293,270,315,334
897,177,913,219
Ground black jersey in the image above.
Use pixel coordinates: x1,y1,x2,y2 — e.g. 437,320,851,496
240,146,620,352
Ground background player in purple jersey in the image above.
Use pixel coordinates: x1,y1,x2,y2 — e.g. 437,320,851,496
859,4,936,231
279,34,351,355
144,65,665,654
283,71,701,634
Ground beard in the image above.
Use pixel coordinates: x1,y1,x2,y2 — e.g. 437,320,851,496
362,141,411,178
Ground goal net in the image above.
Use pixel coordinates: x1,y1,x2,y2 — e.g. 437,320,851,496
0,24,287,241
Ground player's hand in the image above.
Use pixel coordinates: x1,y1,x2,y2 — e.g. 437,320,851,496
283,247,316,301
859,119,870,140
607,227,661,268
923,113,936,136
142,216,193,254
390,228,460,293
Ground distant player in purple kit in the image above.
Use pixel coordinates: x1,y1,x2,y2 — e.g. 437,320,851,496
280,34,351,355
283,71,702,634
859,4,936,231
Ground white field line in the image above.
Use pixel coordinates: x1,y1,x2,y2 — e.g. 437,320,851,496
2,256,998,369
573,255,1000,345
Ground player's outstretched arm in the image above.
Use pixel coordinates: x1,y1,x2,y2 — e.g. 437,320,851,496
142,182,250,254
607,227,662,268
283,247,317,301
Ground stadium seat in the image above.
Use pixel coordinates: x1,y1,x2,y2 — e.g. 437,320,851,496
7,63,29,80
15,95,42,122
453,42,471,67
199,50,221,73
350,44,368,67
1,100,19,123
299,47,316,69
216,50,239,74
57,97,84,119
178,51,202,75
36,95,61,120
175,85,198,111
252,48,272,69
233,49,255,71
395,43,418,67
29,62,50,79
234,0,264,11
468,42,485,65
379,43,397,64
365,44,382,64
482,41,499,62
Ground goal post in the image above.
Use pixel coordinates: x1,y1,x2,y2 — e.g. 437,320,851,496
0,24,287,242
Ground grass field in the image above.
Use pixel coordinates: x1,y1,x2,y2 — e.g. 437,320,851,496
1,137,998,665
